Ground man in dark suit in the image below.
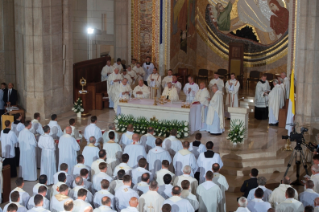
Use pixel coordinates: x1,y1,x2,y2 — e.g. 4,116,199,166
3,83,17,106
240,168,259,197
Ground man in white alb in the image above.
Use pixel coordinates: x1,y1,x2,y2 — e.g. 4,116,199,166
131,59,137,69
122,70,133,85
82,137,100,167
109,170,125,195
172,75,182,95
120,124,134,150
103,131,122,172
131,158,152,185
225,73,240,118
91,150,109,177
84,116,103,146
275,188,304,212
162,69,173,89
140,127,156,153
107,68,123,108
247,176,272,202
3,192,28,212
206,85,225,135
155,160,175,186
183,76,199,102
10,177,30,207
48,114,63,140
53,164,74,188
138,181,165,212
173,166,198,195
158,174,174,200
193,82,210,131
147,67,161,98
92,162,113,192
113,58,123,73
133,173,150,196
162,186,194,212
162,129,183,158
212,163,229,212
29,112,44,137
72,155,91,181
126,66,138,88
133,79,150,99
50,184,72,212
143,56,154,85
281,72,290,100
247,188,271,212
162,82,179,101
72,188,93,212
268,79,284,126
121,197,139,212
113,154,132,178
114,78,132,113
173,141,198,177
27,187,50,210
254,74,270,120
93,181,115,209
114,175,139,211
209,72,224,95
180,180,199,211
101,59,114,82
123,134,147,168
133,62,145,83
103,123,119,143
63,118,82,139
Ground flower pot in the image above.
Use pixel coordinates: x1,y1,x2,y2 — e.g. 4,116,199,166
77,112,81,118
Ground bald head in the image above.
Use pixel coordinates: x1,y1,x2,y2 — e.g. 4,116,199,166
282,176,290,185
65,126,72,135
132,134,139,142
129,197,138,207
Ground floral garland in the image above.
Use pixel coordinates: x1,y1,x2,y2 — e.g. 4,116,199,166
227,119,246,144
114,115,189,138
72,98,84,113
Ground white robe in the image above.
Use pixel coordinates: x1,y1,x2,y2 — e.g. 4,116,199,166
147,74,162,98
11,121,24,137
247,185,272,202
212,173,229,212
172,81,182,94
127,70,138,87
72,163,91,180
103,130,119,143
269,84,284,124
63,125,82,139
121,207,139,212
123,143,147,168
283,77,290,99
162,87,179,101
131,167,153,185
82,144,100,167
32,183,51,200
94,206,116,212
209,78,224,94
18,128,37,181
113,63,123,73
132,66,145,82
142,63,154,81
196,181,222,212
26,206,50,212
120,131,134,150
48,121,63,140
133,181,150,196
10,187,30,207
162,136,183,158
299,189,319,208
73,199,93,212
183,83,199,102
206,90,225,133
158,184,173,199
122,74,133,85
275,198,304,212
1,129,18,158
27,196,50,210
103,141,122,164
114,185,139,211
197,151,223,184
140,133,156,153
115,83,132,113
71,178,92,192
138,190,165,212
101,65,114,82
173,149,198,177
58,134,80,174
311,174,319,193
71,186,93,204
108,72,124,108
133,84,150,99
53,171,74,188
173,175,198,195
188,142,206,159
92,172,113,192
38,134,56,185
84,123,103,144
193,88,210,130
91,158,107,176
109,179,124,195
269,184,298,208
162,76,173,88
247,198,271,212
225,79,240,107
93,189,115,208
181,190,199,211
255,81,270,108
155,169,175,186
3,202,27,212
113,163,132,178
234,207,251,212
163,196,194,212
50,194,73,212
147,146,172,176
29,119,44,135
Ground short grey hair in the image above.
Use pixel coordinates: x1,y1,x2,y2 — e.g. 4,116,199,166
75,177,83,186
109,123,115,130
238,197,248,207
279,78,283,83
273,79,278,85
281,72,286,76
149,181,158,190
257,176,267,186
89,136,96,143
312,164,319,173
183,165,191,174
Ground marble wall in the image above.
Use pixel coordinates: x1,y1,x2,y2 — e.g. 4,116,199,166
115,0,129,63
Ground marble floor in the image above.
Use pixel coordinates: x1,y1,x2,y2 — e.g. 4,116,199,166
1,84,312,211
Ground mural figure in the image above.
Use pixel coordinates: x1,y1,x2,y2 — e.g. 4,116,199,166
269,0,289,39
215,0,236,31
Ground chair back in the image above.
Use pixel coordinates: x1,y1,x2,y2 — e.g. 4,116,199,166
198,69,208,77
217,69,228,76
249,70,260,79
264,73,274,80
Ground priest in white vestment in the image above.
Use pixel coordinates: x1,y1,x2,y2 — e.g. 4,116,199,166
91,149,110,177
5,191,28,212
107,68,123,108
139,127,156,153
173,141,198,177
162,69,173,89
173,166,198,195
72,188,93,212
275,188,304,212
147,138,172,177
183,76,199,102
121,197,139,212
71,177,93,204
29,113,44,136
209,73,224,95
206,85,225,135
162,129,183,158
84,116,103,145
172,75,182,95
158,174,174,199
38,126,56,185
188,133,207,160
114,78,132,113
131,59,137,69
147,67,161,98
133,79,150,99
193,83,210,131
127,66,138,87
234,197,250,212
281,72,290,100
162,186,194,212
82,137,100,167
48,114,63,140
132,62,145,83
27,188,50,210
197,141,223,184
225,73,240,118
113,154,132,178
131,158,153,185
180,180,199,211
50,184,72,212
92,162,113,192
103,131,122,171
53,164,74,188
247,188,271,212
212,164,229,212
18,121,37,181
72,155,91,181
269,177,298,209
10,178,31,207
101,60,114,82
120,124,134,150
59,126,80,174
138,181,165,212
143,57,155,84
247,176,272,202
93,183,115,209
103,123,119,143
123,134,147,168
133,173,150,196
196,171,223,212
122,70,133,85
155,160,175,186
114,176,139,212
254,75,271,120
299,180,319,207
308,165,319,194
113,58,123,73
63,118,82,139
162,82,179,101
268,79,284,126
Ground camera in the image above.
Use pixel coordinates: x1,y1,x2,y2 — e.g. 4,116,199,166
282,127,315,152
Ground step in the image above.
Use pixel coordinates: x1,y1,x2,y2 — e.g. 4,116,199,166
220,164,294,176
222,156,286,168
220,151,278,160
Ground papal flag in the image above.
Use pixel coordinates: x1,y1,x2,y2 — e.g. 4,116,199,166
285,69,295,134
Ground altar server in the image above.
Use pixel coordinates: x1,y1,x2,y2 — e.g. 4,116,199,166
183,76,199,102
59,126,80,174
123,134,147,168
10,177,30,207
103,123,119,143
281,72,290,100
113,154,132,178
138,181,165,212
173,141,197,177
162,129,183,158
147,67,161,98
276,188,304,212
162,82,179,101
147,138,172,176
48,114,63,140
127,66,138,87
247,188,271,212
131,158,153,185
162,69,173,89
133,79,150,99
268,79,284,126
93,180,114,209
29,112,44,136
108,68,123,108
101,60,114,82
92,162,113,192
84,116,103,145
180,180,199,211
299,180,319,208
172,75,182,94
173,166,198,195
143,56,155,84
133,62,145,83
162,186,194,212
206,85,225,135
18,121,37,181
140,127,156,153
196,171,223,212
103,131,122,171
113,58,123,73
63,118,82,139
254,74,271,120
212,163,229,212
115,78,132,113
82,136,100,167
197,141,223,184
115,175,139,211
225,73,240,118
120,124,134,150
193,82,210,131
38,125,56,185
50,184,72,212
1,120,18,177
122,70,133,85
155,160,175,186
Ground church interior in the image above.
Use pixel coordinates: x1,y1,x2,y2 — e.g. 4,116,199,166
1,0,319,211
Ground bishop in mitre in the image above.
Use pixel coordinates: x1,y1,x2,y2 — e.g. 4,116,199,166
127,65,138,88
209,72,224,95
113,58,123,73
281,72,290,100
206,85,225,135
225,73,240,118
183,76,199,102
162,69,173,89
133,79,150,99
147,67,162,98
193,82,210,131
254,74,270,120
162,82,179,101
122,70,132,85
133,62,145,83
268,79,284,126
101,60,114,83
107,68,123,110
114,78,132,114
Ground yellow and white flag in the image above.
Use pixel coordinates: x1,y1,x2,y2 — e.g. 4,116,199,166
285,69,295,134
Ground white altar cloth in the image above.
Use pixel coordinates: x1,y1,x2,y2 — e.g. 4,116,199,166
118,99,201,134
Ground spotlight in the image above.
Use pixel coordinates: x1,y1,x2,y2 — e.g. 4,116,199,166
87,27,95,35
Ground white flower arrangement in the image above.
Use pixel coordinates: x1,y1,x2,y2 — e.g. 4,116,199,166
72,98,84,113
227,119,246,144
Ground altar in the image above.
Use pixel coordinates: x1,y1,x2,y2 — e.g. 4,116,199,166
118,99,201,134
